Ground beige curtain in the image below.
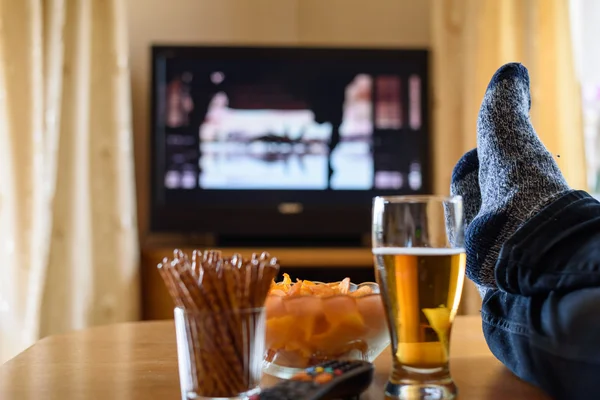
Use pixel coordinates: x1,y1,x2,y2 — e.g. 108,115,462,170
0,0,139,363
432,0,587,314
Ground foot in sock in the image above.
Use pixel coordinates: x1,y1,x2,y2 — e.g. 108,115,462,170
451,148,481,228
450,149,487,296
466,62,572,294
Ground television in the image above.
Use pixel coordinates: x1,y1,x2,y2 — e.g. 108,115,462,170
150,45,430,246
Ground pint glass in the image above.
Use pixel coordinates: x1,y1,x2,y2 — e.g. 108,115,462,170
372,196,465,399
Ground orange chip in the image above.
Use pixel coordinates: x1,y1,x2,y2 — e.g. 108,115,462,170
349,286,373,297
356,294,386,335
338,278,351,294
265,295,287,318
299,284,314,296
307,284,336,297
287,280,304,296
267,273,360,299
266,315,296,348
310,313,367,350
282,273,292,285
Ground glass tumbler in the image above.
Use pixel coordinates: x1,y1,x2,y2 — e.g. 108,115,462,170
372,195,466,399
174,306,266,400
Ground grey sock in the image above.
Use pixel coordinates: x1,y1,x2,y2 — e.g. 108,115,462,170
450,148,481,227
466,63,572,291
449,149,486,296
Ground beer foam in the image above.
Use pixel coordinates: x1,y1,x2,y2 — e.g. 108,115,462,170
372,247,465,255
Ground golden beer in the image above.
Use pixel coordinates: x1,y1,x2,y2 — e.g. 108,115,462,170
373,247,466,370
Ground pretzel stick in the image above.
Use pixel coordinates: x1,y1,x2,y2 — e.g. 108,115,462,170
222,260,244,353
157,260,183,308
191,250,201,281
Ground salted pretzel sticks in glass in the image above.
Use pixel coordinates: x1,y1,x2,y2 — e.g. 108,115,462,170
158,249,279,397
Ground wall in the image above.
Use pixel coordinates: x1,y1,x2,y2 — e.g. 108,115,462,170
127,0,431,239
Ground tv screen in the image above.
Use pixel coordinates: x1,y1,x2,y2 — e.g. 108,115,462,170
151,45,430,243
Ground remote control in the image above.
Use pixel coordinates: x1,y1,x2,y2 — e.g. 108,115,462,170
252,360,374,400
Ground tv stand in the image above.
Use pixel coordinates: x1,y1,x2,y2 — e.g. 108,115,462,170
216,234,369,248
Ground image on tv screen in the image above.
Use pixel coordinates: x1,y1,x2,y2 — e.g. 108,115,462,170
159,57,425,192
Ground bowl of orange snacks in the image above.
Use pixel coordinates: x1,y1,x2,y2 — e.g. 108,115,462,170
263,274,390,378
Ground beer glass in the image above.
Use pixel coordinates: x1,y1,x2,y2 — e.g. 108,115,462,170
372,196,465,399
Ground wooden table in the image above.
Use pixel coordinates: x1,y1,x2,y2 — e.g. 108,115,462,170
0,316,548,399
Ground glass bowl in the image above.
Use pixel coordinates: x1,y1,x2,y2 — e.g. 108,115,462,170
262,281,390,379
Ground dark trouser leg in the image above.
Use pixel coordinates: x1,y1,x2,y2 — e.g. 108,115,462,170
481,191,600,400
